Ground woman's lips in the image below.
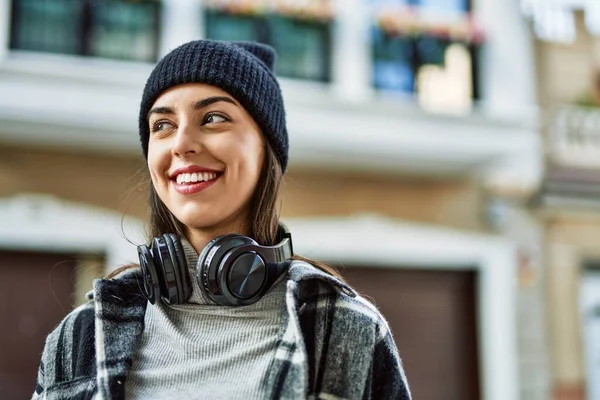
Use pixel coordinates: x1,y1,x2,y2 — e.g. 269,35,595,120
172,175,220,194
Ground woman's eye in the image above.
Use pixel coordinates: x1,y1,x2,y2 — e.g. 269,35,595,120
151,121,171,132
204,114,228,125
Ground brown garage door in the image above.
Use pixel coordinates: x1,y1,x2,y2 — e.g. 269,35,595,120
341,267,479,400
0,250,78,400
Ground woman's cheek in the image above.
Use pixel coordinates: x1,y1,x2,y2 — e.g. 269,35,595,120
209,136,240,161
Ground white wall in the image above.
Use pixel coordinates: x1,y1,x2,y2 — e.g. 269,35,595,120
476,0,538,120
0,194,145,269
0,0,9,60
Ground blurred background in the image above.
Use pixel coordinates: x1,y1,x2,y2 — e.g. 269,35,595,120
1,0,600,399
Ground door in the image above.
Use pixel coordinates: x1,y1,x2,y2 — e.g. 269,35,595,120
580,264,600,400
342,267,480,400
0,250,78,400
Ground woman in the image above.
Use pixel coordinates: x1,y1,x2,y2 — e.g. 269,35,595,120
32,40,411,400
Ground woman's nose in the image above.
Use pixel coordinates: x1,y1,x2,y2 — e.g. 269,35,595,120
171,123,201,156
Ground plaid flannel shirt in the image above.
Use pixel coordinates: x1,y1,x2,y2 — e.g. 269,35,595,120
32,261,411,400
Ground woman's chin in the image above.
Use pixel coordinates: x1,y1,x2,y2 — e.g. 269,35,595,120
178,217,215,231
172,205,218,227
177,214,228,231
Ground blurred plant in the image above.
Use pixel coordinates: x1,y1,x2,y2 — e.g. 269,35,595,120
374,6,485,44
574,69,600,108
203,0,333,22
109,0,159,3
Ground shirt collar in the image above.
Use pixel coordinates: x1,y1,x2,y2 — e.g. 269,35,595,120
288,260,356,298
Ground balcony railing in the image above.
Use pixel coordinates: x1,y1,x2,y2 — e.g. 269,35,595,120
545,105,600,169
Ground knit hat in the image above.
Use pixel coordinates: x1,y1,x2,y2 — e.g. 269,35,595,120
139,40,289,172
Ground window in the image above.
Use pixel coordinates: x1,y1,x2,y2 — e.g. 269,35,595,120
204,1,333,82
418,0,468,13
371,0,482,114
10,0,161,63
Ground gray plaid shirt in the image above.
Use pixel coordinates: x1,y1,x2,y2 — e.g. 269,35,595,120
32,261,411,400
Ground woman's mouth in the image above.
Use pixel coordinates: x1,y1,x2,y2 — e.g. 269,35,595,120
175,171,220,184
172,171,222,194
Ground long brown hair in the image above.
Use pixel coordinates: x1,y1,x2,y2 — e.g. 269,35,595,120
110,142,343,280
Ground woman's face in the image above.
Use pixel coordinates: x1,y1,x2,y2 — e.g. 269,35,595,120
147,83,264,235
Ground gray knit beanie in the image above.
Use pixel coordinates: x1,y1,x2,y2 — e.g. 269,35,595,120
139,40,289,172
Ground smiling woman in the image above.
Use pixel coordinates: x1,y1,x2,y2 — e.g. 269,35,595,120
31,40,411,400
146,86,264,245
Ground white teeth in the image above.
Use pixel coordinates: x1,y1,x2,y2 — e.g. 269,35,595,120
175,172,219,184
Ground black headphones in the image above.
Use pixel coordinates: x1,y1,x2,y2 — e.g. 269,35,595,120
137,224,293,307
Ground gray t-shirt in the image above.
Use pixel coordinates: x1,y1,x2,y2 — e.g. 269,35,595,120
124,239,288,400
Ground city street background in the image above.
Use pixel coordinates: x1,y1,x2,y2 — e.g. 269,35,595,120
0,0,598,399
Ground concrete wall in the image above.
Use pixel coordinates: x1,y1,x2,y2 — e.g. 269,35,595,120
0,145,148,219
282,171,483,230
535,11,598,109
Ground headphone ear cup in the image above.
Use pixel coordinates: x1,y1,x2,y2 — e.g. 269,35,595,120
226,251,268,301
193,227,292,307
196,235,226,296
168,233,192,301
196,234,256,305
162,234,191,304
215,236,257,297
138,244,160,305
152,235,179,305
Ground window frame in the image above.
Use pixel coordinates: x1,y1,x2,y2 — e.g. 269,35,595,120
203,7,333,82
9,0,162,63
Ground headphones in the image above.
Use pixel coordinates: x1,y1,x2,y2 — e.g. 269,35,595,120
137,224,293,307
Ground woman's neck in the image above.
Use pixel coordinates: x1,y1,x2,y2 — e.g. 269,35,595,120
185,220,251,254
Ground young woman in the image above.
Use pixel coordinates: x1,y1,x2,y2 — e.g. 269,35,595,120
32,40,411,400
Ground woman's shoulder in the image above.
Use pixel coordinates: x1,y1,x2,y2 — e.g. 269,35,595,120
84,265,142,301
43,266,144,360
289,260,391,334
45,270,135,344
103,264,141,282
50,301,96,338
41,300,96,369
330,285,393,337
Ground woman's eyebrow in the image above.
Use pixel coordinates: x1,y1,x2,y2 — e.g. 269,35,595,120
146,106,174,120
146,96,237,121
193,96,237,110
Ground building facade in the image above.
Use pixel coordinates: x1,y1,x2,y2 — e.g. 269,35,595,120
0,0,542,399
530,5,600,399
